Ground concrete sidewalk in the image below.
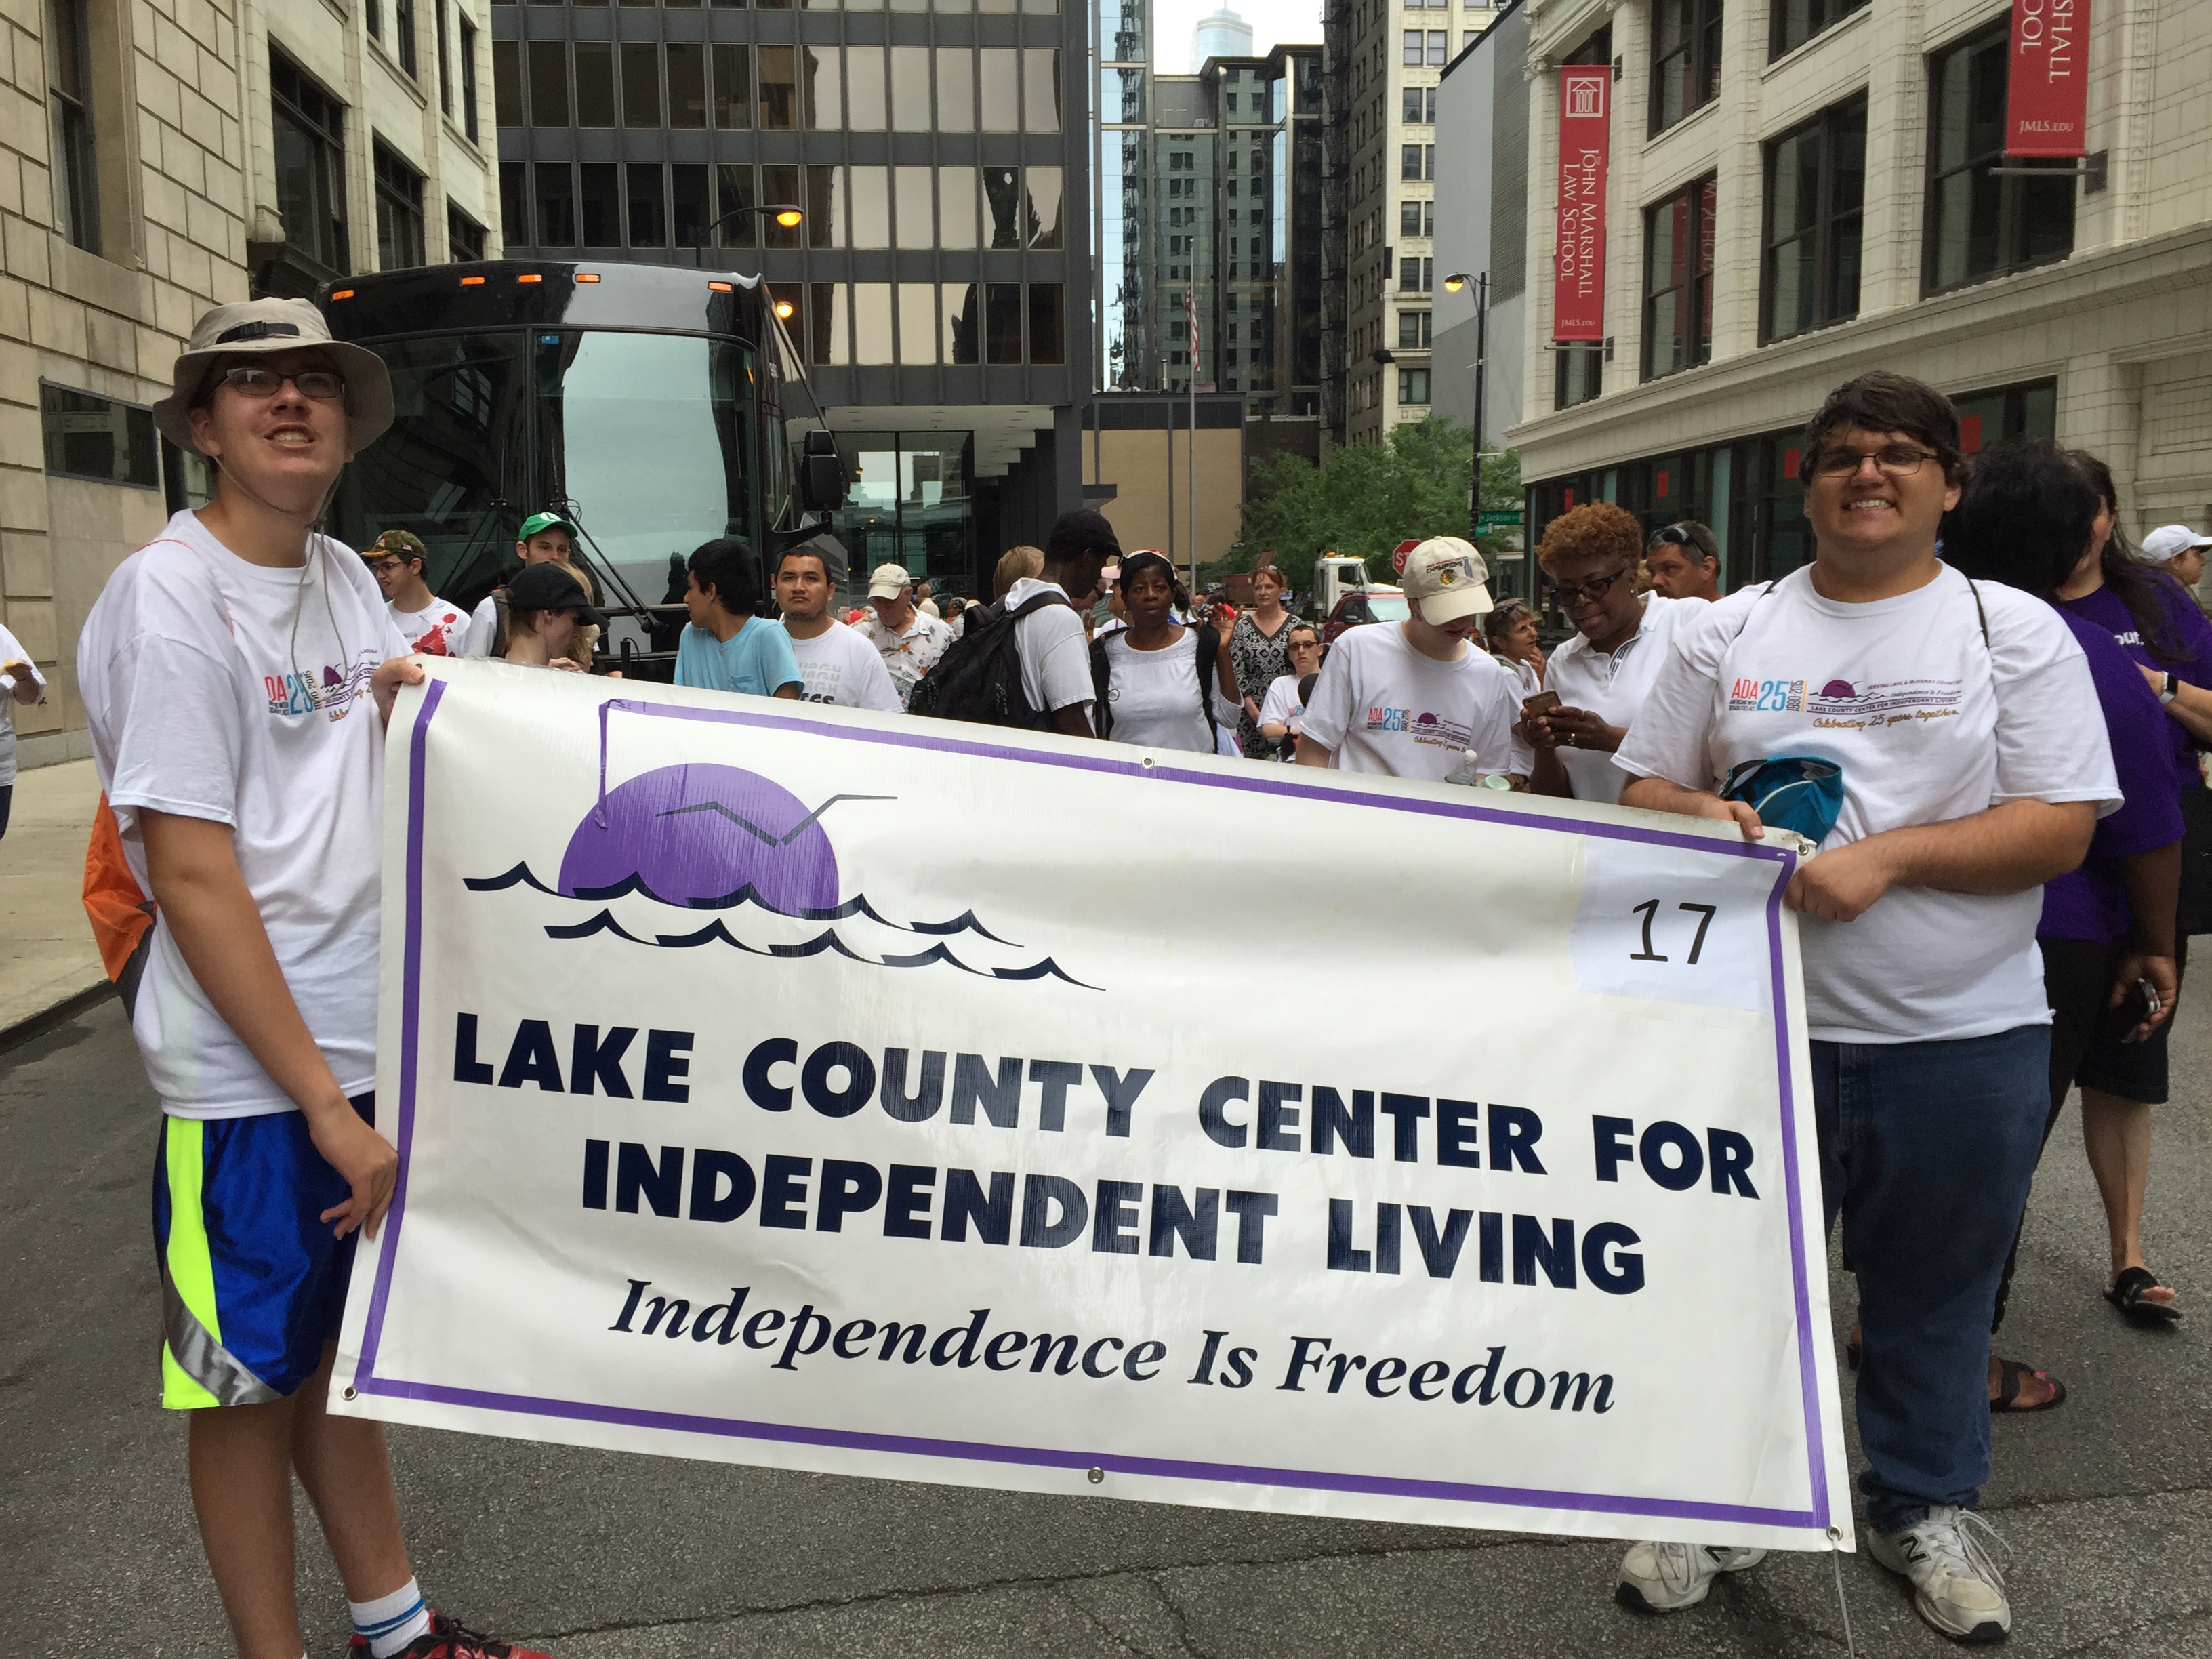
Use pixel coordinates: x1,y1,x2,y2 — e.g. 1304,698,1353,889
0,758,107,1040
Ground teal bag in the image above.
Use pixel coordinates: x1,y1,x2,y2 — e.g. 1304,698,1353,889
1721,756,1845,845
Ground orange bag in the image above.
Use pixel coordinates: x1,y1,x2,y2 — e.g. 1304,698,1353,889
83,794,154,982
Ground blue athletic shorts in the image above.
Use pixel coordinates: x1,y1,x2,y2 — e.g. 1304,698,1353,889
150,1094,374,1409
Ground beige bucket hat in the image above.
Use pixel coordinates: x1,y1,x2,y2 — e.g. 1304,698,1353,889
152,297,395,456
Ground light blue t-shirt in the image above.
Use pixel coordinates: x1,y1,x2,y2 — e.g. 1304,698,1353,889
674,618,802,697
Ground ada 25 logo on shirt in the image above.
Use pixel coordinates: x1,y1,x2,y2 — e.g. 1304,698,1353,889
1727,677,1805,714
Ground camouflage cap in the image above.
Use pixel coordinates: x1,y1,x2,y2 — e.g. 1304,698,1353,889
367,529,428,561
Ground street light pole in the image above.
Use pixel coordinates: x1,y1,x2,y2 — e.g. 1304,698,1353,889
1442,270,1489,541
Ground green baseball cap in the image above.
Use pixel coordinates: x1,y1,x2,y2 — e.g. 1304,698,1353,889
517,510,577,541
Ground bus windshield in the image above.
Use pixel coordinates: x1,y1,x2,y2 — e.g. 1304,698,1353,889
331,327,757,611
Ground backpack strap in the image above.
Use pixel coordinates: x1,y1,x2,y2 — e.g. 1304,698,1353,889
1089,634,1114,740
1194,623,1220,747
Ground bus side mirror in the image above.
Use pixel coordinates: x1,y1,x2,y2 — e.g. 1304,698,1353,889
798,430,844,513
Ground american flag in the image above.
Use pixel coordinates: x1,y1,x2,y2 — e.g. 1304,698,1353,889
1185,291,1201,382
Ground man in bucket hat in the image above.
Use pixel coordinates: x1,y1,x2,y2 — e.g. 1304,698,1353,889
76,299,553,1659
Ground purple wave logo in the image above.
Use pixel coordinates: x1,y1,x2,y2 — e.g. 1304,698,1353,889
465,762,1098,989
1816,680,1858,700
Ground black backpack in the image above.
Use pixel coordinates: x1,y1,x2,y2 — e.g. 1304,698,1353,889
907,590,1073,726
1090,625,1222,745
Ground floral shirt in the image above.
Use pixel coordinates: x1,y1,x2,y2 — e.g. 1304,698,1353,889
1228,610,1303,759
855,610,956,709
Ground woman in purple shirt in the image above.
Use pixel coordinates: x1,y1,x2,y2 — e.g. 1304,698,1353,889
1949,442,2186,1347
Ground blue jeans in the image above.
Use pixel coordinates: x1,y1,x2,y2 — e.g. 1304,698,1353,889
1812,1024,2049,1533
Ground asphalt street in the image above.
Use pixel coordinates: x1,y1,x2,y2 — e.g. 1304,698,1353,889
4,996,2207,1658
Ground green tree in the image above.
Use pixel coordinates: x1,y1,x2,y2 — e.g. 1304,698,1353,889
1237,417,1523,592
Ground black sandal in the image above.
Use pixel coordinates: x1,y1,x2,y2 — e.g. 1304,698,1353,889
1990,1359,2066,1412
2104,1265,2183,1326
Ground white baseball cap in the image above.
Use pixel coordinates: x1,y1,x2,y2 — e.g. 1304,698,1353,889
2140,525,2212,565
867,562,914,598
1397,536,1494,625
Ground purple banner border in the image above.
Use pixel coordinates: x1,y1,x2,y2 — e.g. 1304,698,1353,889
359,689,1828,1533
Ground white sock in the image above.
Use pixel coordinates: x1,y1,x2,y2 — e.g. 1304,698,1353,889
351,1578,431,1658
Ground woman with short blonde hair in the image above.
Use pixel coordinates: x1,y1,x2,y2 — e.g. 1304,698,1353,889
994,544,1045,597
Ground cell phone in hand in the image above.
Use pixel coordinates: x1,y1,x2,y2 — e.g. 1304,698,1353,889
2100,978,2158,1044
1522,690,1561,716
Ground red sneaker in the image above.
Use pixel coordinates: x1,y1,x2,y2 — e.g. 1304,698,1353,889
348,1612,554,1658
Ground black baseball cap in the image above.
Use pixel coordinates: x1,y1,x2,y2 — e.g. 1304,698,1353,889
508,562,606,626
1045,507,1122,565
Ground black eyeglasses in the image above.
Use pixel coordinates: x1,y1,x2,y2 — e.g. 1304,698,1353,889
1807,445,1940,479
1545,570,1628,605
1653,525,1694,548
218,364,347,403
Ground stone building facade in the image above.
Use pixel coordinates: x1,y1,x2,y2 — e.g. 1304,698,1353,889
1507,0,2212,581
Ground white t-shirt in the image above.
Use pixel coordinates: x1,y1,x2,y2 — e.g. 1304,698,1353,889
1258,671,1309,759
787,618,903,712
462,592,499,657
1103,629,1237,753
855,609,956,709
392,596,471,658
0,621,47,786
77,511,409,1118
1298,623,1529,781
1544,594,1697,804
1616,563,2120,1045
1004,577,1095,722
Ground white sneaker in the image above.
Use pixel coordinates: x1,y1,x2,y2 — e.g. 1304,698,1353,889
1614,1540,1767,1612
1868,1505,2013,1643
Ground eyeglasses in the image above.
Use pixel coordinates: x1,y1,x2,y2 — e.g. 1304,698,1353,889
1287,638,1322,652
1545,570,1628,605
218,365,347,403
1808,445,1940,480
365,556,405,573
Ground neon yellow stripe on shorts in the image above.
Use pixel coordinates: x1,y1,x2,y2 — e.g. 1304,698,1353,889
161,1117,222,1410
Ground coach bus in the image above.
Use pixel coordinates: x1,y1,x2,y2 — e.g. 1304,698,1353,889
317,260,844,672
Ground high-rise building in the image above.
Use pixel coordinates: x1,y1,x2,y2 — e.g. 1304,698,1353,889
1093,22,1324,413
1324,0,1500,447
490,0,1092,593
1191,7,1254,66
1508,0,2212,587
3,2,499,771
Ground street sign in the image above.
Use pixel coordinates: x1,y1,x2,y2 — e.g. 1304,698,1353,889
1476,513,1525,535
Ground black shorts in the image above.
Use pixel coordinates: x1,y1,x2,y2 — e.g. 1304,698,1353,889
2039,934,2186,1113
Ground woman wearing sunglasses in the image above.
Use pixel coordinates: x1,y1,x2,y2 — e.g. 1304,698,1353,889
1526,501,1698,803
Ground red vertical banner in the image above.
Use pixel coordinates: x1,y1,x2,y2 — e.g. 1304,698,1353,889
2005,0,2090,157
1553,66,1611,342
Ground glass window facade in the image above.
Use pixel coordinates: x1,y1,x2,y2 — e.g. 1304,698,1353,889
1642,177,1716,380
1650,0,1723,134
1924,18,2076,295
1762,94,1865,344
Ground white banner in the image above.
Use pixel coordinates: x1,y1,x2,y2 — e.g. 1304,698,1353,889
334,660,1851,1551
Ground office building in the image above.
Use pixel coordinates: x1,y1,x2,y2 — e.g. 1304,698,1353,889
1095,24,1324,413
1429,1,1526,449
1191,7,1253,66
3,1,498,771
490,0,1091,592
1508,0,2212,582
1323,0,1501,447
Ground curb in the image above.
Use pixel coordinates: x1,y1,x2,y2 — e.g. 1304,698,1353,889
0,979,117,1057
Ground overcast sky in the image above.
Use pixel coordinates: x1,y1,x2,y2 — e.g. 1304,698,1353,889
1151,0,1324,73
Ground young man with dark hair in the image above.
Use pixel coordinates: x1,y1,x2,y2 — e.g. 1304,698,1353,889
363,531,468,657
1609,372,2114,1643
78,298,550,1659
675,537,801,699
1644,521,1723,603
774,546,902,711
461,512,580,657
